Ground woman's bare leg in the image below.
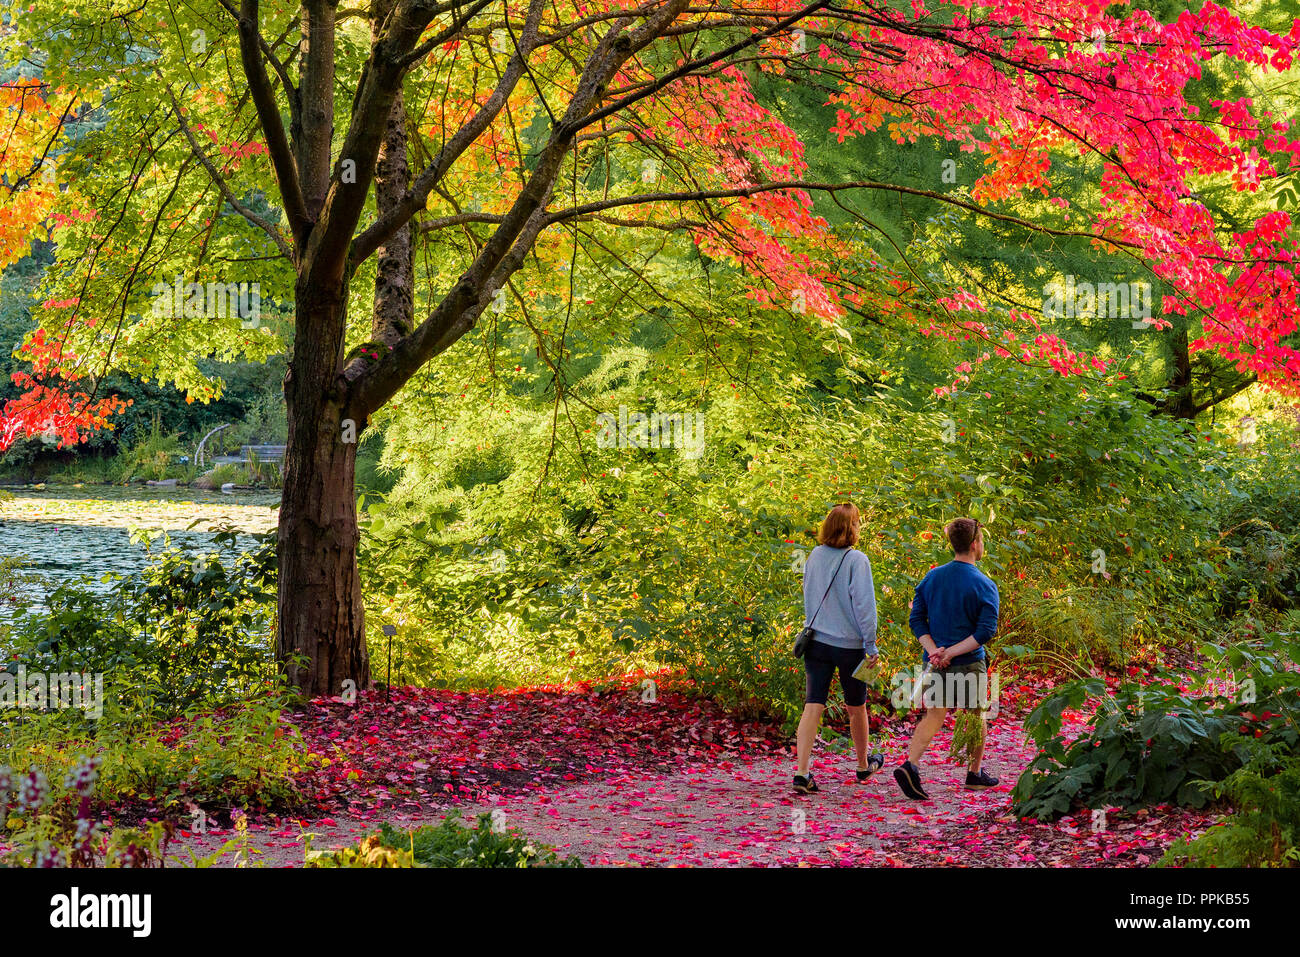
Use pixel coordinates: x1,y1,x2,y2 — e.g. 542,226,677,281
847,704,869,769
796,703,825,775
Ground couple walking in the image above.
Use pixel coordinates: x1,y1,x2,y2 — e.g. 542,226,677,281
794,502,1000,801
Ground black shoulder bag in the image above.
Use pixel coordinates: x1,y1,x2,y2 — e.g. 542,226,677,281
793,549,850,659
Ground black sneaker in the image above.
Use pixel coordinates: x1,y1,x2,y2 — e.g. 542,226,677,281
964,769,1000,790
856,753,885,782
893,761,928,800
793,773,820,795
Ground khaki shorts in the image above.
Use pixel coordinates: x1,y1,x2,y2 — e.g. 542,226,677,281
919,659,990,712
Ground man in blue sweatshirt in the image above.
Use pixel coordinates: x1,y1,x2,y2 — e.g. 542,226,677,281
894,517,1000,800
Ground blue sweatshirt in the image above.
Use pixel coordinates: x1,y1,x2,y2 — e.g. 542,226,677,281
909,560,999,666
802,545,877,654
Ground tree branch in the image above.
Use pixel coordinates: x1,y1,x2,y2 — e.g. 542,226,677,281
545,182,1142,249
346,0,695,416
300,0,486,292
164,84,293,260
236,0,310,245
215,0,301,133
346,0,541,272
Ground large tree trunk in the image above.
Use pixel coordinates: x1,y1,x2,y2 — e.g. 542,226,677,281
1153,323,1255,419
272,0,406,698
276,290,370,697
1161,323,1198,419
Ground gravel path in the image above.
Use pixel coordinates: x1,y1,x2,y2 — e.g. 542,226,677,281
165,717,1038,867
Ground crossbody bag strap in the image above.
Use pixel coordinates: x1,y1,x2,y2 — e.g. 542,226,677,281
805,549,850,629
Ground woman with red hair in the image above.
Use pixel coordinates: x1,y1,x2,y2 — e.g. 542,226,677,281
794,502,883,794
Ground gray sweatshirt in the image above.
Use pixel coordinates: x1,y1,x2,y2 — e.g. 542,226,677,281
801,545,878,654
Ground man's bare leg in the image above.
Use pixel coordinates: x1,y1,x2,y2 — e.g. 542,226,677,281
967,725,985,773
907,706,950,766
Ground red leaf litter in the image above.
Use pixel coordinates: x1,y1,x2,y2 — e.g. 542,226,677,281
289,677,788,809
166,677,1220,867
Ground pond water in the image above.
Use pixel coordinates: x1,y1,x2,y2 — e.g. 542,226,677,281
0,485,280,618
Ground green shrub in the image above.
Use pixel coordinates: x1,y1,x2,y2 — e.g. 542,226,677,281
218,391,288,453
1160,746,1300,867
4,692,304,811
114,414,185,483
304,832,415,868
0,518,297,813
1013,632,1300,820
384,812,581,867
1215,420,1300,616
206,463,247,486
42,455,120,485
1012,678,1238,819
243,450,281,488
5,528,277,719
306,812,582,868
204,460,281,488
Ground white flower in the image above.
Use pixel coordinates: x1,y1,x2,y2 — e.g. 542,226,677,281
16,770,49,811
63,755,100,798
35,843,63,868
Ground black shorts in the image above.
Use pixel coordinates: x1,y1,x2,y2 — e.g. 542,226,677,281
803,639,868,707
